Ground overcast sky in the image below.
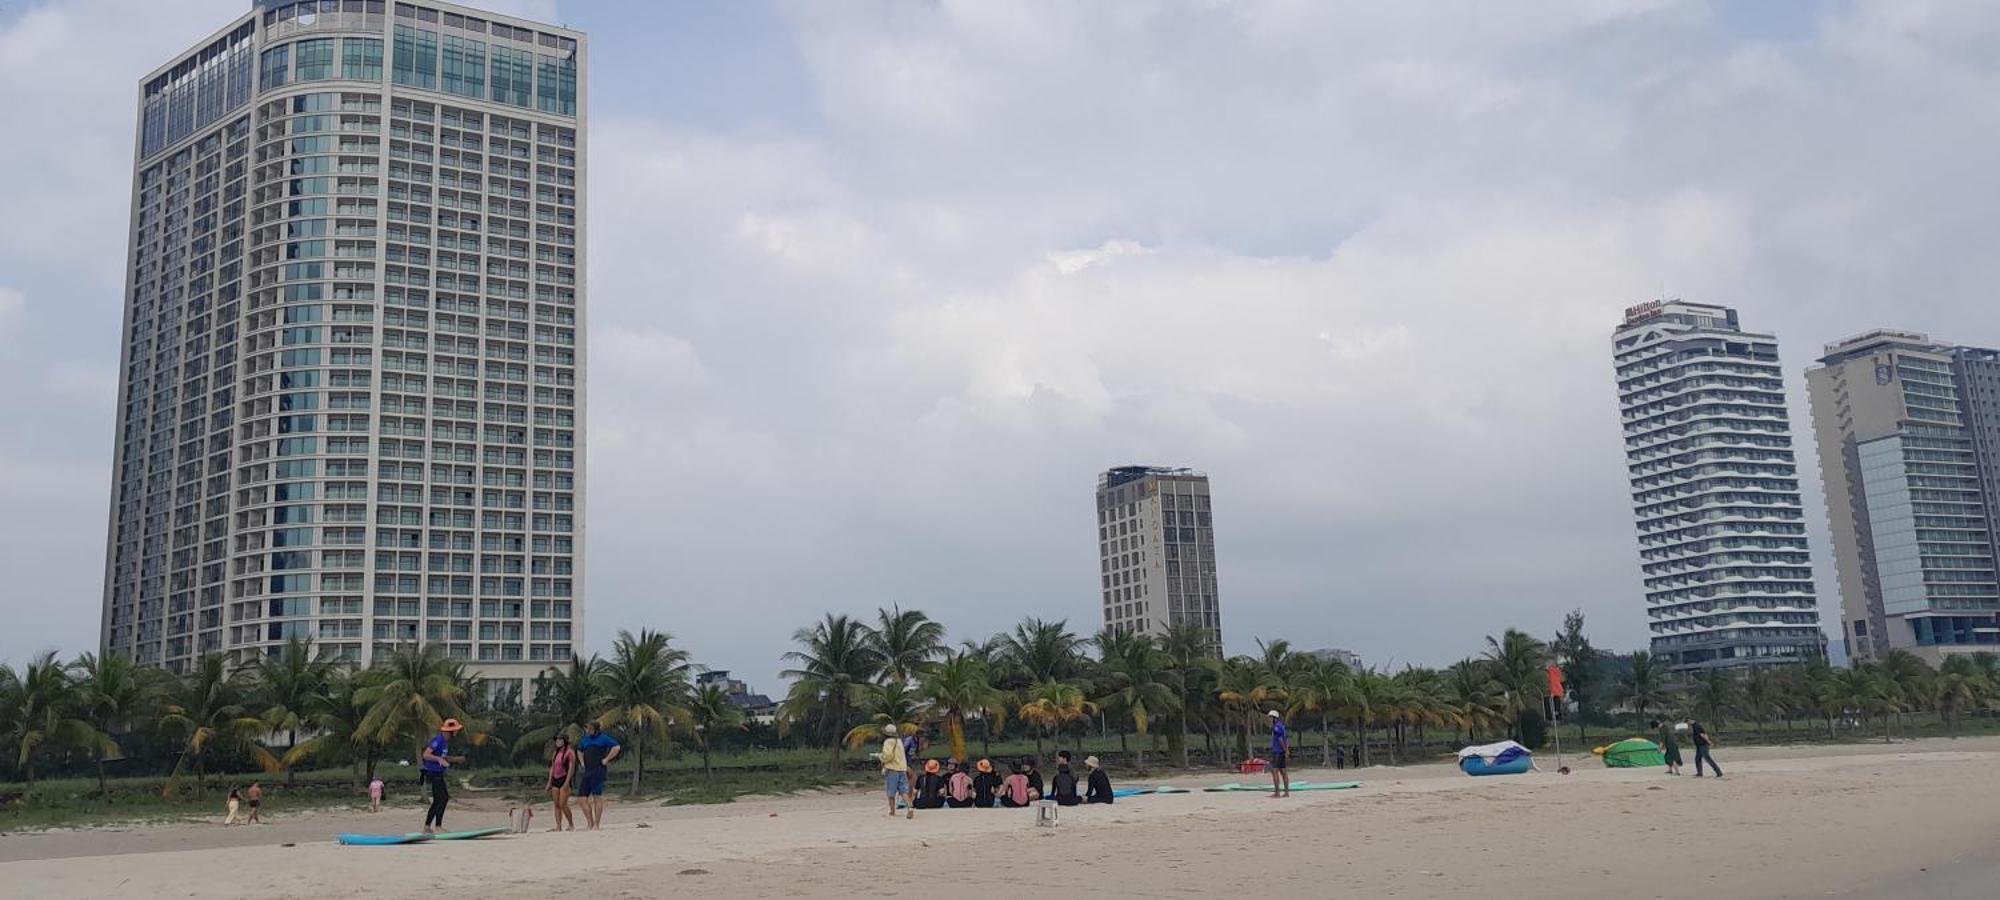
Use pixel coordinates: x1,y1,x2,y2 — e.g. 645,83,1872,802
3,0,1997,691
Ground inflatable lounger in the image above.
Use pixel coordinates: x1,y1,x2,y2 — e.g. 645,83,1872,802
1460,755,1532,776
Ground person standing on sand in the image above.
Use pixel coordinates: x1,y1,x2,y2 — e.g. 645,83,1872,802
575,720,622,830
1689,719,1723,778
1335,745,1346,771
369,777,384,813
1652,720,1683,775
225,788,242,826
420,718,466,835
246,781,264,824
1267,710,1291,798
548,732,579,831
875,723,913,819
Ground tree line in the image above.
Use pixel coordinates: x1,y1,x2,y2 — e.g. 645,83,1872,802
8,607,2000,796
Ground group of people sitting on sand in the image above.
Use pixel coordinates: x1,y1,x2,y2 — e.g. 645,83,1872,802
875,724,1113,817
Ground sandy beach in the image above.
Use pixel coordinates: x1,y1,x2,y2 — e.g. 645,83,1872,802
7,737,1999,899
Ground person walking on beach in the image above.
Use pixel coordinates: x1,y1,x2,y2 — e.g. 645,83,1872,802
420,718,465,835
246,781,264,824
548,732,579,831
224,788,243,826
1689,719,1723,778
1652,720,1683,775
368,777,384,813
576,720,622,830
1267,710,1291,798
875,723,912,819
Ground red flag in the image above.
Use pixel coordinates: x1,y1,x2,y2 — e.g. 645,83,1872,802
1546,664,1565,699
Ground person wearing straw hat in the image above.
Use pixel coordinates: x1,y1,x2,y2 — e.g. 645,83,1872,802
420,718,466,834
971,759,1002,808
1266,710,1290,798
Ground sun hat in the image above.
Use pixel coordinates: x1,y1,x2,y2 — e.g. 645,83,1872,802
884,723,898,736
440,718,464,733
1267,710,1281,718
976,759,993,773
924,759,941,774
1084,755,1100,768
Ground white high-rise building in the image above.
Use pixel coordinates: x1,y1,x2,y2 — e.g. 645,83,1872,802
1095,466,1222,648
1611,301,1825,672
100,0,585,700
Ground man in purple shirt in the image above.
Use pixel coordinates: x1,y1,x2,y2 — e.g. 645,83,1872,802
420,718,465,834
1267,710,1290,798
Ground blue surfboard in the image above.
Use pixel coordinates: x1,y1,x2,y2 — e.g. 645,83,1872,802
339,833,432,846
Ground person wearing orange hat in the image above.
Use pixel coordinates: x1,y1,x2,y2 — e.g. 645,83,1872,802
420,718,466,834
912,758,948,810
971,759,1002,808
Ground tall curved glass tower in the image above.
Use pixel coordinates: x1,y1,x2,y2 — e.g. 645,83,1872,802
1612,301,1825,672
101,0,585,701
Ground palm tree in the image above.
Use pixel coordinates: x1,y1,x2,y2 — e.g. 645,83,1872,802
919,652,1008,763
518,655,604,755
72,651,158,795
1691,668,1739,725
356,643,478,769
1445,659,1504,743
780,613,884,771
160,655,278,798
1159,622,1217,768
1612,650,1673,724
1287,657,1352,766
1213,656,1282,762
1095,635,1180,769
996,618,1084,686
1551,610,1600,739
0,652,108,790
1740,667,1785,737
869,605,946,686
283,667,381,783
1015,680,1095,758
593,629,694,793
684,682,745,777
254,637,340,785
1483,629,1550,740
1933,655,1990,735
843,681,928,751
1344,668,1395,766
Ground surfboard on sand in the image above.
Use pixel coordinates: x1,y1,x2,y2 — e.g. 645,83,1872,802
403,827,508,841
1204,781,1362,793
339,833,432,846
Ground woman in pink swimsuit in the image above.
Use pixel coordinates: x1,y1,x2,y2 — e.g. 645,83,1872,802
548,733,579,831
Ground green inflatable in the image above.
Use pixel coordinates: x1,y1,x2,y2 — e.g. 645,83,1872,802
1595,737,1666,768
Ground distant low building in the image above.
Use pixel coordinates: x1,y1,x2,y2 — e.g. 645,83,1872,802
696,669,778,724
1303,647,1363,671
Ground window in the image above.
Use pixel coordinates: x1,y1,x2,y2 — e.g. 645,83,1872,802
343,38,384,81
296,39,334,80
490,46,532,107
442,36,486,98
536,55,575,116
260,46,290,91
393,25,438,89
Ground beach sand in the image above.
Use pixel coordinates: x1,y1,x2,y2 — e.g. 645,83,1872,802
7,736,1999,899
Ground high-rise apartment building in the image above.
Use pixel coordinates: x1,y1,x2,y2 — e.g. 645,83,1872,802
1805,331,2000,664
100,0,585,700
1095,466,1222,648
1611,301,1825,672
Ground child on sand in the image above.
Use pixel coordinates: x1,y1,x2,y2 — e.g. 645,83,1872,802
1001,763,1032,808
946,761,975,808
972,759,1002,808
225,789,242,826
913,760,948,810
1085,756,1113,804
369,777,384,812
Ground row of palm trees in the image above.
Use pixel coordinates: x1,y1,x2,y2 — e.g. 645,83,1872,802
1621,649,2000,740
0,629,742,797
777,607,1594,770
